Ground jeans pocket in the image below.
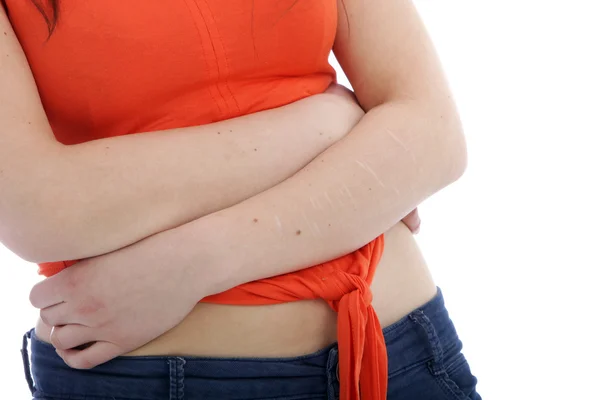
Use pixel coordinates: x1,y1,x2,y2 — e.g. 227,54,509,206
438,352,482,400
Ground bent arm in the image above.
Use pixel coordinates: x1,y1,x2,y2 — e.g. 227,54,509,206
137,0,467,294
0,10,361,263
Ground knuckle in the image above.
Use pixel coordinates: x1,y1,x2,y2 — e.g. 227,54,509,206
39,310,51,326
71,356,94,370
29,287,41,308
50,332,64,350
63,354,79,369
63,357,77,369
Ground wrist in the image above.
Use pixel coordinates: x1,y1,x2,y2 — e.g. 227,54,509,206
160,214,240,299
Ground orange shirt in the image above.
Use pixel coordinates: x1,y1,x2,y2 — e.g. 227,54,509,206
6,1,387,398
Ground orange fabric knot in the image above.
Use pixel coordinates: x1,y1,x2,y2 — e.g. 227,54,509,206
202,237,388,400
322,272,388,400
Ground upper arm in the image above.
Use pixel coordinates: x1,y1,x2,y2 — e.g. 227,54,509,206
333,0,455,111
1,8,56,147
1,9,62,260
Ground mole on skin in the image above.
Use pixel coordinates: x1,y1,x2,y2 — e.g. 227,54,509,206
296,230,302,235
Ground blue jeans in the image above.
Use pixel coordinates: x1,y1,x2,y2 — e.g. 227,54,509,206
22,288,481,399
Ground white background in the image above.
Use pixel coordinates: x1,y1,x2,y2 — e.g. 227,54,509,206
2,1,599,398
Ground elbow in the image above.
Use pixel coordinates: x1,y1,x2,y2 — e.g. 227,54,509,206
0,229,51,264
0,220,70,264
2,241,49,265
2,234,85,265
0,200,53,264
0,201,82,264
435,99,468,185
1,146,84,263
424,108,468,192
391,95,468,186
4,229,93,265
445,124,468,184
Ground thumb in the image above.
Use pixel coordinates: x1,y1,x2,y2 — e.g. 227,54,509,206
56,340,123,370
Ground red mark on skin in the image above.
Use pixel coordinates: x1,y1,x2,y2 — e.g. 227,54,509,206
66,275,79,290
76,299,105,316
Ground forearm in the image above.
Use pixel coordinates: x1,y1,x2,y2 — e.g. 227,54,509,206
1,11,364,262
7,94,360,263
156,100,467,295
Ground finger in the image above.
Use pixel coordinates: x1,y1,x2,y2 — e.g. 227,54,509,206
401,208,421,233
50,324,98,351
29,274,68,309
410,208,421,233
326,84,356,101
56,341,123,370
39,303,69,326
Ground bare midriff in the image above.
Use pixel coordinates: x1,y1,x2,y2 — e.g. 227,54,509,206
36,221,436,358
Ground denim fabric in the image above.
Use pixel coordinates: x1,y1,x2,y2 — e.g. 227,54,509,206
22,287,481,400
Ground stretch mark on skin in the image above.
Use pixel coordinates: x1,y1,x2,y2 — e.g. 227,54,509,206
355,160,386,188
311,221,322,237
300,210,318,237
323,192,334,208
386,128,419,169
309,196,322,210
340,184,359,210
274,215,283,232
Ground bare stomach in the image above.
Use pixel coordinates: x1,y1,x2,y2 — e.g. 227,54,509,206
35,221,437,358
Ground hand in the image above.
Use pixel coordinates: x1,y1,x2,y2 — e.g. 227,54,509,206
325,82,358,101
402,207,421,234
323,83,365,127
29,233,202,369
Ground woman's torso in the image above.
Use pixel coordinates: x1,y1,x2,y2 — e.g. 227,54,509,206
5,0,437,356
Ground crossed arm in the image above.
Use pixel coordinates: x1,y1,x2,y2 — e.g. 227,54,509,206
0,10,367,263
164,0,467,290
